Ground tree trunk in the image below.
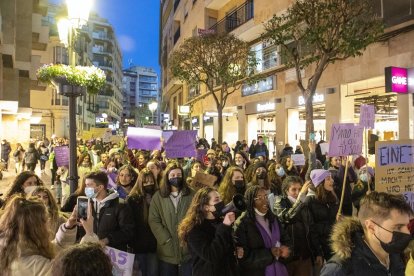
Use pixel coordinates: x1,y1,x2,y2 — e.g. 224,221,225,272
217,105,223,144
305,89,315,140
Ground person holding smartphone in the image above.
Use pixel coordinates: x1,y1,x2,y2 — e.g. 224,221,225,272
178,187,238,276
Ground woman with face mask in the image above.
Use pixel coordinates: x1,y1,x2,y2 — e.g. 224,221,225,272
178,187,238,276
127,168,159,276
148,162,195,276
234,186,290,276
351,165,375,212
218,166,246,205
267,162,286,196
2,171,43,208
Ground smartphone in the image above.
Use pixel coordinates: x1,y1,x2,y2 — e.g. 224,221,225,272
77,196,88,220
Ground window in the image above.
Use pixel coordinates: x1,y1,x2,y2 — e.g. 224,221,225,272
251,41,280,72
53,47,68,65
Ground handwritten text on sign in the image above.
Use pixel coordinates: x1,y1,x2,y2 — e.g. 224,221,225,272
328,124,363,156
375,140,414,194
104,246,134,276
359,104,375,129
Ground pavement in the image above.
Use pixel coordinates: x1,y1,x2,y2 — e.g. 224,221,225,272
0,159,52,197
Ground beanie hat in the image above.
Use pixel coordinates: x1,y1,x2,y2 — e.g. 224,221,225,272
310,169,331,187
207,149,216,156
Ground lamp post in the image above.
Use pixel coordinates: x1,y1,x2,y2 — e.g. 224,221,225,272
57,0,92,194
148,102,158,125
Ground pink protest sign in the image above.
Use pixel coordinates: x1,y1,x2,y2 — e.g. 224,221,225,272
328,123,364,156
359,104,375,129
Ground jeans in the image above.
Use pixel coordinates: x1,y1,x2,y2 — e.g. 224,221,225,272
159,259,192,276
136,253,159,276
26,163,36,172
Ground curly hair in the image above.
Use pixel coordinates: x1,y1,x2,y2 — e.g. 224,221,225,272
218,166,245,205
0,196,54,273
116,164,138,187
178,187,215,247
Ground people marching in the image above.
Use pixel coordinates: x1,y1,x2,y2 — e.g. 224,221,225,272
0,134,413,276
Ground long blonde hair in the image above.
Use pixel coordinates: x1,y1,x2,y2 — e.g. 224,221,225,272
218,166,245,204
29,186,61,235
0,196,54,273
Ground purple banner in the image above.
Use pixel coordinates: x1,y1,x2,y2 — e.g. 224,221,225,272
359,104,375,129
328,123,364,156
127,127,162,150
54,146,69,167
196,149,207,162
163,130,197,158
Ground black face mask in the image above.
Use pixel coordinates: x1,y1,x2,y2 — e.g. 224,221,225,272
234,180,245,194
257,171,266,179
143,185,156,195
169,177,183,189
212,201,225,219
372,220,413,254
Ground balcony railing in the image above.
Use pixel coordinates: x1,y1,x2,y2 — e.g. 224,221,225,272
174,26,181,45
209,0,254,34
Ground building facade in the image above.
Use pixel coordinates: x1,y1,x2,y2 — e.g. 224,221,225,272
122,66,160,127
0,0,49,145
160,0,414,157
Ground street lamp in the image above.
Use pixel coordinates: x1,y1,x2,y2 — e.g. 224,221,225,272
148,102,158,125
57,0,92,194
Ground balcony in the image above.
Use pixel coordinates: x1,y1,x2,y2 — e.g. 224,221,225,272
205,0,231,10
92,32,113,41
174,26,181,45
209,0,254,34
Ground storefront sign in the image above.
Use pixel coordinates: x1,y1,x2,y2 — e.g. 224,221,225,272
328,123,364,156
375,140,414,194
385,66,414,94
178,105,190,115
298,93,324,106
257,102,275,112
205,111,234,117
242,76,274,97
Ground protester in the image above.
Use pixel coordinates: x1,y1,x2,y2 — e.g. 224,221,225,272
84,171,135,251
146,159,163,184
115,164,138,199
274,176,314,275
267,162,285,196
38,141,50,174
234,151,250,171
51,243,113,276
351,165,375,212
253,136,269,160
280,155,299,177
321,192,412,275
234,186,290,276
218,166,246,205
178,187,238,276
308,169,339,265
1,139,11,171
2,171,43,208
248,139,257,160
77,154,93,179
148,162,195,276
24,142,39,172
127,168,159,276
12,143,25,174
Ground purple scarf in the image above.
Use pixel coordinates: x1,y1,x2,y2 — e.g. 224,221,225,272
255,218,288,276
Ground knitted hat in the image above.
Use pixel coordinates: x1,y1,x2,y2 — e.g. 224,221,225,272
354,156,366,170
310,169,331,187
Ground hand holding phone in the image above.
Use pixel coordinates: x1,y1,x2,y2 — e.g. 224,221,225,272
79,199,94,236
77,196,88,221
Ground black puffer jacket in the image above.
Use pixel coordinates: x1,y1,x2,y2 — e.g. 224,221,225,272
329,165,356,216
24,147,39,164
321,217,405,276
274,195,314,261
187,219,238,276
307,195,339,260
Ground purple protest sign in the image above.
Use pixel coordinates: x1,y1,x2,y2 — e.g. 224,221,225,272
328,123,364,156
54,146,69,167
196,149,207,162
359,104,375,129
163,130,197,158
127,127,162,150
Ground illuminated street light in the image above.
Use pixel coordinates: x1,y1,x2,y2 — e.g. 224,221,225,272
148,102,158,125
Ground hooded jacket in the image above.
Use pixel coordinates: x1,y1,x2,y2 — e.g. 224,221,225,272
24,147,39,165
320,217,405,276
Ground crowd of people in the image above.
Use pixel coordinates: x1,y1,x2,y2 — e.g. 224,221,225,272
0,135,413,276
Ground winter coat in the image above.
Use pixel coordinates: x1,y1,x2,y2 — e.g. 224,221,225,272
280,146,294,158
273,195,314,261
254,143,269,160
91,191,135,251
187,219,238,276
38,146,49,161
1,142,11,160
307,195,339,260
329,165,356,216
351,180,375,211
24,147,39,165
234,212,291,276
13,148,25,163
320,217,405,276
148,190,195,265
126,194,157,254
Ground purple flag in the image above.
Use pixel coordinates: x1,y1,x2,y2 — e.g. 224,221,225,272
196,149,208,162
54,146,69,167
163,130,197,158
359,104,375,129
127,127,162,150
328,123,364,156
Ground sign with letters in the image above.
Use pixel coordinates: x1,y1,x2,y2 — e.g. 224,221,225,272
328,123,364,156
385,66,414,94
375,140,414,194
104,246,135,276
359,104,375,129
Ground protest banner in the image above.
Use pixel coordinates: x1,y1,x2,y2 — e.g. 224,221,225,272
319,142,329,155
291,154,306,166
359,104,375,129
192,171,217,188
328,123,363,156
127,127,162,150
163,130,197,158
90,127,110,139
104,246,135,276
375,140,414,194
54,146,69,167
81,131,93,141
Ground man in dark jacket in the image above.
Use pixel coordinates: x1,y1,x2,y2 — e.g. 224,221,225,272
1,139,11,170
85,171,134,251
253,136,269,161
321,192,411,276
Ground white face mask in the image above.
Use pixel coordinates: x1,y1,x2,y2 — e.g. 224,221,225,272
276,167,285,177
24,185,37,194
85,187,97,199
235,160,244,166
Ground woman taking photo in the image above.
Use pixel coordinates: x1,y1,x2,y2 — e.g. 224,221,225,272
127,167,159,276
148,162,195,276
234,186,290,276
178,187,238,276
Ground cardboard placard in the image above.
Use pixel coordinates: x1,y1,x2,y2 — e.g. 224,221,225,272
319,142,329,155
359,104,375,129
291,154,306,166
104,246,135,276
375,140,414,194
192,171,217,188
54,146,69,167
328,123,363,156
